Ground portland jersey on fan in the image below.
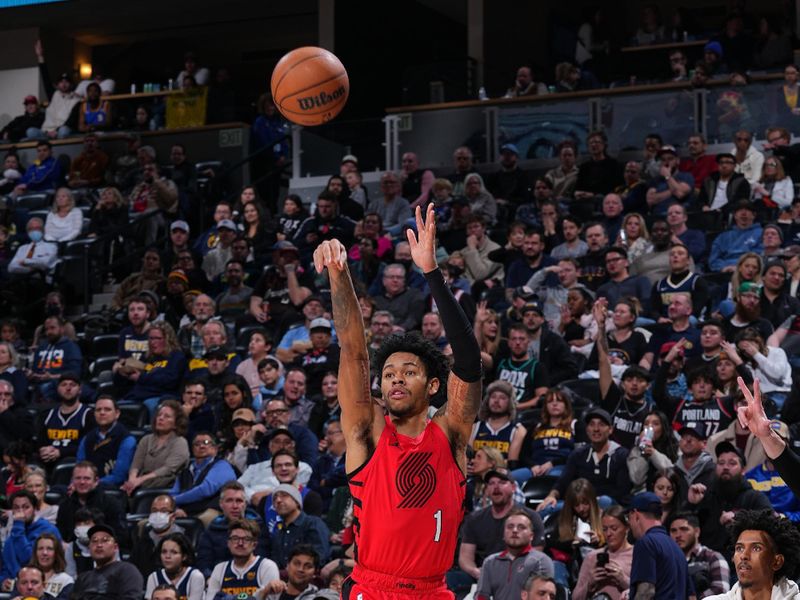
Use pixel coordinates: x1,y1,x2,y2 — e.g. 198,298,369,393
348,415,466,579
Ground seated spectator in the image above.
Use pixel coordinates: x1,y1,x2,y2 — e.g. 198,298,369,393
293,191,356,261
629,220,676,285
641,292,701,370
176,51,209,87
87,186,128,239
11,565,58,600
0,95,44,142
666,203,705,263
554,61,582,93
235,329,271,398
262,544,324,600
545,140,579,199
507,229,557,292
544,478,605,587
269,483,330,568
205,518,279,598
0,153,22,196
22,471,58,526
508,388,575,483
171,431,236,525
276,195,308,242
645,145,694,216
572,505,634,600
445,146,478,197
122,400,190,495
574,131,623,203
240,202,274,260
504,66,548,97
144,532,205,600
128,163,179,244
476,510,554,600
36,372,93,463
69,523,143,600
275,295,327,365
201,219,236,281
463,173,498,226
43,188,82,243
667,512,731,598
111,247,165,311
121,322,187,413
736,328,791,414
292,318,340,397
732,129,765,187
650,244,708,320
370,264,425,331
0,374,30,432
249,242,314,325
473,305,502,374
56,461,124,546
626,409,679,494
255,356,286,408
249,397,318,466
367,172,412,230
462,215,504,284
679,134,718,192
596,247,651,312
63,508,99,577
752,156,794,213
494,323,548,411
29,533,74,599
259,449,323,533
686,442,772,554
238,427,313,504
14,141,61,194
77,83,111,133
537,408,632,511
31,42,81,139
616,213,652,265
762,225,785,259
215,260,253,318
196,482,267,576
168,144,196,196
760,259,800,330
0,490,61,586
75,396,136,489
724,285,774,342
130,494,185,576
698,153,750,215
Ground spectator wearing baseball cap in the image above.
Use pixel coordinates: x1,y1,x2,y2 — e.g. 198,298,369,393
70,522,144,599
293,318,340,397
697,152,751,216
485,141,530,208
517,298,578,386
645,145,694,216
202,220,238,280
538,406,632,514
686,440,772,554
0,94,44,142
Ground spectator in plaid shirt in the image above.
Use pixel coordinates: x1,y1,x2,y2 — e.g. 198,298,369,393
668,512,730,598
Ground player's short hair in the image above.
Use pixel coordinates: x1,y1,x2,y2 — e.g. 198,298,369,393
373,332,449,404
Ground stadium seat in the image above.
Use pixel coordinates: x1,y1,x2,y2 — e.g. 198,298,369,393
118,404,149,430
15,192,51,211
51,459,77,488
559,379,600,408
89,355,118,379
90,333,121,359
175,516,204,548
129,488,173,515
523,475,559,508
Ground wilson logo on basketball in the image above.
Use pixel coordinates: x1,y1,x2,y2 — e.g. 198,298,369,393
395,452,436,509
296,85,347,111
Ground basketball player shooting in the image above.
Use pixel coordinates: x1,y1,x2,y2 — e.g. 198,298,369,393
313,204,483,599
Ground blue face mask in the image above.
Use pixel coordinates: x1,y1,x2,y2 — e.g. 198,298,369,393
28,230,43,243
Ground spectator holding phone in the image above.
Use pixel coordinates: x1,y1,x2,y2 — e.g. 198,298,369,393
573,505,633,600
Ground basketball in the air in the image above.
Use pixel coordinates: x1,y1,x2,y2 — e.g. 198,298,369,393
271,47,349,126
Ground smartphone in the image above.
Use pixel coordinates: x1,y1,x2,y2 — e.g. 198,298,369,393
596,551,609,567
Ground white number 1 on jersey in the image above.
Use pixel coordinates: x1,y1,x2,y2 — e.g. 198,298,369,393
433,509,442,542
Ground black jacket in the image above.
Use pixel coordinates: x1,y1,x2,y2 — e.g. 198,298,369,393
697,172,751,210
538,328,579,386
0,111,44,142
56,487,123,543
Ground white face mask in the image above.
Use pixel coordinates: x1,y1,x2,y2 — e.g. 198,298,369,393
74,525,90,543
148,511,171,531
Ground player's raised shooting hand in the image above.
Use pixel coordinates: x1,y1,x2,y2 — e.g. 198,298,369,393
737,377,772,439
407,204,438,273
313,240,347,274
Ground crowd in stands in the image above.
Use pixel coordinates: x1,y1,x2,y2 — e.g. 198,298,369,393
3,9,800,600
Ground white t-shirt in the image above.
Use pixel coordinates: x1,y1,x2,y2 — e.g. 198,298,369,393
710,179,729,211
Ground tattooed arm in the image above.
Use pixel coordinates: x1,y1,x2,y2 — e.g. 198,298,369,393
408,206,482,458
314,240,378,473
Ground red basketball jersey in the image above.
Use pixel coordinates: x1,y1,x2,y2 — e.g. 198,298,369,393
348,415,466,580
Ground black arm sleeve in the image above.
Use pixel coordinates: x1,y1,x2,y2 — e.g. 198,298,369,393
424,268,483,382
773,446,800,498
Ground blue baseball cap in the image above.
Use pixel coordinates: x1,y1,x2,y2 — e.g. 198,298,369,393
500,143,519,156
628,492,663,516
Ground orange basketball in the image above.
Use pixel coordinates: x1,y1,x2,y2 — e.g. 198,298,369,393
271,47,349,126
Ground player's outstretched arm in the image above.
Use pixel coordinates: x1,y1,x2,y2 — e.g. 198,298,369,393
314,241,375,468
407,205,483,443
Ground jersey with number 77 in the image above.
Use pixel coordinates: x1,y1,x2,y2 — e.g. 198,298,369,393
347,415,466,580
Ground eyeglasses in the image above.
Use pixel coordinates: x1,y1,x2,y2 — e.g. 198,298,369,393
228,536,255,544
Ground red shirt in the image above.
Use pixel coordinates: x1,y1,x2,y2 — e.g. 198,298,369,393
349,415,466,580
679,155,718,189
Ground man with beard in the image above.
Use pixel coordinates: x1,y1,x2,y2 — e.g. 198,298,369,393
596,299,651,449
760,259,800,330
596,246,652,312
686,442,772,555
37,373,94,466
640,293,701,370
276,296,328,365
249,242,314,326
112,297,151,394
475,511,554,600
723,283,774,342
27,316,83,401
470,381,518,459
668,512,730,598
630,219,674,285
646,145,694,216
706,509,800,600
550,216,587,259
506,230,557,293
577,222,609,291
458,470,544,587
495,325,547,411
654,360,736,438
520,301,577,387
650,244,708,320
574,131,623,200
177,294,217,359
679,134,719,193
674,425,716,501
486,143,531,211
294,191,356,263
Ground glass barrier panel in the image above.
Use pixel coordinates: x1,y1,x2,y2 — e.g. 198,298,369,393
596,89,696,154
704,80,787,145
397,105,487,170
297,117,385,177
497,99,591,159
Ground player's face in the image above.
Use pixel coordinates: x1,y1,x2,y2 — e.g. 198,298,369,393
734,530,782,589
381,352,438,419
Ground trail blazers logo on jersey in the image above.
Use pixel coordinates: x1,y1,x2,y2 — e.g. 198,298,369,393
396,452,436,508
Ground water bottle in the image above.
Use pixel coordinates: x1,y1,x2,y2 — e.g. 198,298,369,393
639,425,654,451
130,83,136,94
478,86,488,101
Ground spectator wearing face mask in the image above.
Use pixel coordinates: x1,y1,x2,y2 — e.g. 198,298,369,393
130,494,185,576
